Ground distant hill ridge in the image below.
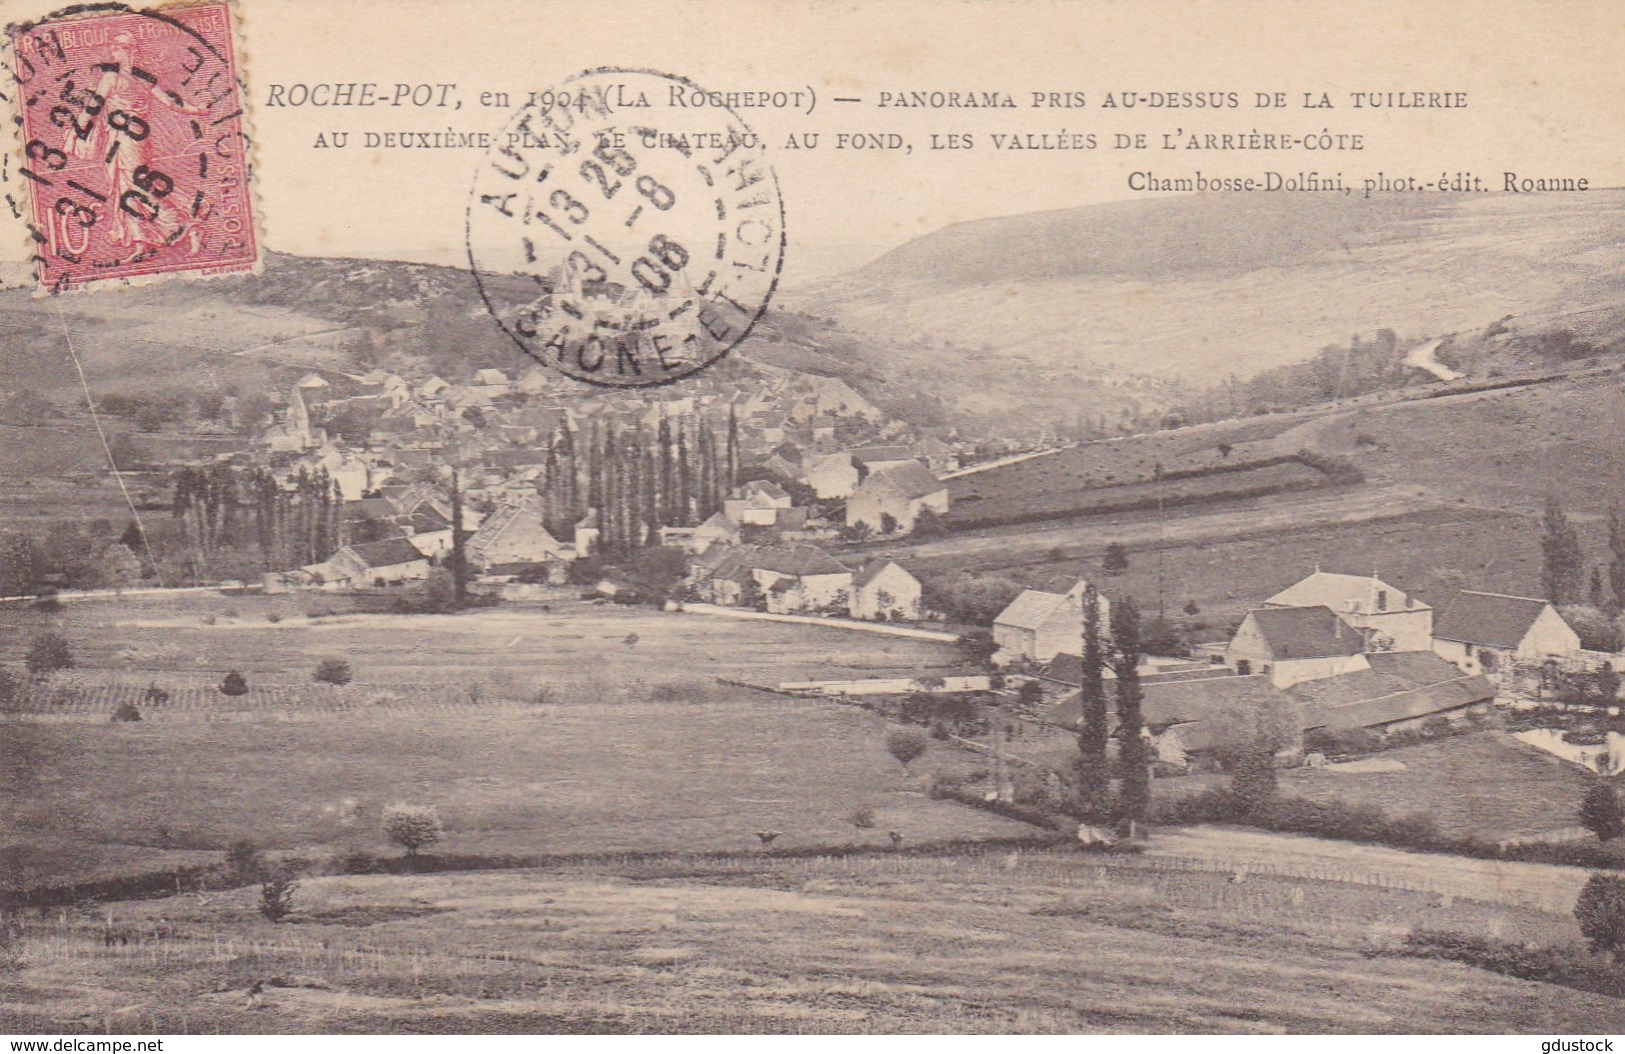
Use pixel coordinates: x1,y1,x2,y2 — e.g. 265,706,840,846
797,190,1625,388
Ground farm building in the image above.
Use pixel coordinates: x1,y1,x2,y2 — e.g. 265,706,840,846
724,479,795,526
1046,671,1296,767
993,580,1110,664
690,546,761,607
849,559,923,621
1224,606,1369,688
1289,651,1496,735
1263,569,1434,652
465,498,572,572
1045,649,1495,768
751,545,854,615
1430,590,1581,675
315,537,431,589
845,459,948,534
804,452,861,499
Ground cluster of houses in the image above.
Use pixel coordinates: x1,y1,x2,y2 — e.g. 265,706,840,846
996,568,1587,767
257,364,955,594
685,544,925,621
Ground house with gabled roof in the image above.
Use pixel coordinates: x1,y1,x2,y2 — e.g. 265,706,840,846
1430,590,1580,676
572,508,601,558
804,451,860,499
692,544,761,607
993,580,1110,664
849,558,922,621
845,459,948,534
1225,606,1369,688
1046,671,1295,767
749,545,853,615
466,497,571,572
1264,569,1433,652
1289,650,1495,735
724,479,796,526
319,537,431,589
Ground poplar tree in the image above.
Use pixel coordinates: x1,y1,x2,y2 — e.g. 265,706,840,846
1110,596,1150,837
658,412,676,525
1608,503,1625,616
726,404,741,491
641,447,661,546
449,466,468,607
1075,582,1111,824
675,420,693,526
1541,497,1584,607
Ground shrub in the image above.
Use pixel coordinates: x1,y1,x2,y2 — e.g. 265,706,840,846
1303,726,1383,759
922,574,1025,626
649,678,711,703
848,803,876,830
332,847,384,875
1581,781,1625,842
1576,873,1625,962
25,633,73,677
258,869,298,923
1102,543,1130,573
314,657,353,686
382,803,443,856
1223,746,1277,812
885,726,930,772
219,670,248,696
1560,605,1623,654
110,701,141,723
1404,929,1625,999
226,839,265,881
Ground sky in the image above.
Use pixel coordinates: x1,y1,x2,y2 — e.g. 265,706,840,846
2,0,1621,290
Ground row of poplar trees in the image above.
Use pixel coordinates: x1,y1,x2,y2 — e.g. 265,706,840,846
172,464,344,578
1073,584,1151,835
536,407,743,558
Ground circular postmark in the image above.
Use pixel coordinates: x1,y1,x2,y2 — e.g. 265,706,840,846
466,68,786,388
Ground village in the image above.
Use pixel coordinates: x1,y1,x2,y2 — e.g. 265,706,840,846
196,359,1619,789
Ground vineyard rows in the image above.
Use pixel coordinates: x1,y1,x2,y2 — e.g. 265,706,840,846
6,675,536,719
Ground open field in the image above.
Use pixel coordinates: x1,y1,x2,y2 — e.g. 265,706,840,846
1,600,1021,889
854,489,1521,632
3,837,1619,1034
1278,732,1595,842
871,368,1625,634
946,454,1332,530
992,727,1589,845
0,596,969,688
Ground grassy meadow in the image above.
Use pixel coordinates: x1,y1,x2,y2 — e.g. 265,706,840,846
4,841,1621,1034
2,592,1617,1035
1,597,1023,888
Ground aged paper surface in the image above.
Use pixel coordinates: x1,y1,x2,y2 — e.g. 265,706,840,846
2,0,1624,1036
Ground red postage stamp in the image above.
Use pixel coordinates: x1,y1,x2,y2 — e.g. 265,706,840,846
7,1,258,292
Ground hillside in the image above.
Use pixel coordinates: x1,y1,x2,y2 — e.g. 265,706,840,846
8,841,1618,1033
857,362,1625,634
793,191,1625,413
0,252,893,412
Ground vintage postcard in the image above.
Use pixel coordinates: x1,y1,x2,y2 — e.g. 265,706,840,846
1,0,1623,1038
